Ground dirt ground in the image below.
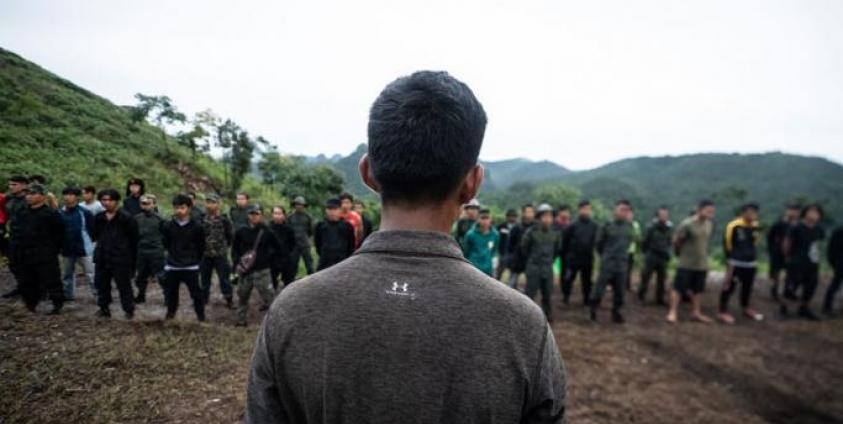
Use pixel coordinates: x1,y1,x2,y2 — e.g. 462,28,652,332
1,267,841,423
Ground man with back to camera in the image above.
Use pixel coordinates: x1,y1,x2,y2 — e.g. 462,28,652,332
246,71,565,423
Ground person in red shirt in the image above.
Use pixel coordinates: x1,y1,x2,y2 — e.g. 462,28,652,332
339,192,363,247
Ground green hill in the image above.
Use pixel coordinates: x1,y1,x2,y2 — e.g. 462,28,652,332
0,47,276,208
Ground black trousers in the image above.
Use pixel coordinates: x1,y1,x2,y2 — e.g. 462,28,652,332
638,256,668,303
823,266,842,311
562,262,593,303
591,265,626,312
135,252,165,297
270,260,296,291
525,266,554,321
291,245,314,275
164,270,205,320
719,266,757,312
200,256,233,301
95,262,135,314
18,258,63,310
785,264,819,304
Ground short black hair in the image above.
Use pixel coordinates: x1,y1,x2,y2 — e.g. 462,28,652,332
577,200,591,209
616,199,631,207
479,208,491,216
29,175,47,184
740,202,760,212
506,208,518,217
801,203,824,218
82,185,96,194
62,187,82,196
9,175,29,183
367,71,487,204
698,199,715,209
522,203,535,212
557,204,570,213
339,192,354,202
172,194,193,207
97,188,121,202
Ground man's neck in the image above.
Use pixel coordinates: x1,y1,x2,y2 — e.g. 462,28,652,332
379,201,460,234
29,202,44,210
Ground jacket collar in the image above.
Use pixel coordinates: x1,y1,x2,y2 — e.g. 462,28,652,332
355,230,467,262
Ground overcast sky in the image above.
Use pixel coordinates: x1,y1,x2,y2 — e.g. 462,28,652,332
2,0,841,170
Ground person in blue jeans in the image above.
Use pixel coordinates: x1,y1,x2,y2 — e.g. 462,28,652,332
59,186,96,301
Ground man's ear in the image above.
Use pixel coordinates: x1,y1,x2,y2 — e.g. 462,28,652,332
457,164,484,205
359,154,381,194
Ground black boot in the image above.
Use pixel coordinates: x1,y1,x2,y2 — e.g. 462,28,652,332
96,308,111,319
225,296,234,309
612,310,625,324
2,287,20,299
134,293,145,304
589,307,597,322
798,306,820,321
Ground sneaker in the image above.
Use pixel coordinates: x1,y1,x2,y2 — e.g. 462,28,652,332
743,308,764,321
612,311,625,324
96,309,111,319
798,306,820,321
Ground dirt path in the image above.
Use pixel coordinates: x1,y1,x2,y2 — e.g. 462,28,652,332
2,267,842,423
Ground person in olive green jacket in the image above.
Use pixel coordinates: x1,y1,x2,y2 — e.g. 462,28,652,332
229,192,253,233
288,196,315,275
521,203,562,322
638,206,673,305
590,199,634,323
133,194,165,303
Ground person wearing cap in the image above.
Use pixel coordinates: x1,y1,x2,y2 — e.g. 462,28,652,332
561,200,598,305
339,193,364,248
232,204,284,326
59,186,96,301
462,208,499,276
15,183,65,314
453,199,480,248
782,204,826,321
0,191,6,258
201,193,234,308
122,177,145,216
495,208,518,280
590,199,635,324
506,203,537,289
133,194,166,304
521,204,563,322
314,198,356,271
28,175,58,209
230,192,253,232
288,196,315,275
2,175,29,299
246,71,565,424
92,188,139,319
160,194,206,321
718,202,763,324
268,205,296,290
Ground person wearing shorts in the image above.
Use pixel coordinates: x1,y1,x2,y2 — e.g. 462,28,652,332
667,199,715,324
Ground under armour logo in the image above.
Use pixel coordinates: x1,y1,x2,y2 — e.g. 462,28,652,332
392,282,409,292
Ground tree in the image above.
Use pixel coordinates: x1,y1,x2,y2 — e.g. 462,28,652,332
176,124,210,158
229,129,255,194
130,94,186,144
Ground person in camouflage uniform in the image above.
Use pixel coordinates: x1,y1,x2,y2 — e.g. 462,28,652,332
638,206,673,306
200,193,234,308
133,194,165,303
2,175,29,299
590,199,634,323
521,203,563,322
288,196,314,275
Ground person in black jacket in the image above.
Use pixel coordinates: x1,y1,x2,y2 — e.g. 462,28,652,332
782,204,825,321
561,200,598,305
92,188,139,319
719,203,763,324
15,184,65,314
506,204,535,289
766,203,800,301
269,206,296,290
638,206,673,306
122,177,145,216
495,209,518,280
314,198,356,271
161,194,206,321
233,205,283,326
823,225,843,315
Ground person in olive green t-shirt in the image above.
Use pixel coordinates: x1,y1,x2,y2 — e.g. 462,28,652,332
667,200,715,324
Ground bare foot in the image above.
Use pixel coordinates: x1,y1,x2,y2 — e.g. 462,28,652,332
717,313,735,325
692,313,713,324
743,308,764,321
666,312,678,324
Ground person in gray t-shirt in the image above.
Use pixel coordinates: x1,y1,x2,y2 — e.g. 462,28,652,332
246,71,566,424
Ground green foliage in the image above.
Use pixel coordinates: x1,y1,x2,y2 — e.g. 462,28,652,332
0,48,281,212
257,152,344,213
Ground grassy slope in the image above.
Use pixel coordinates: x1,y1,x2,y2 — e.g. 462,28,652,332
0,47,281,208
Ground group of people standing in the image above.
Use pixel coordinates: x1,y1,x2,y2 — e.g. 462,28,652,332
0,175,374,326
453,197,843,324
